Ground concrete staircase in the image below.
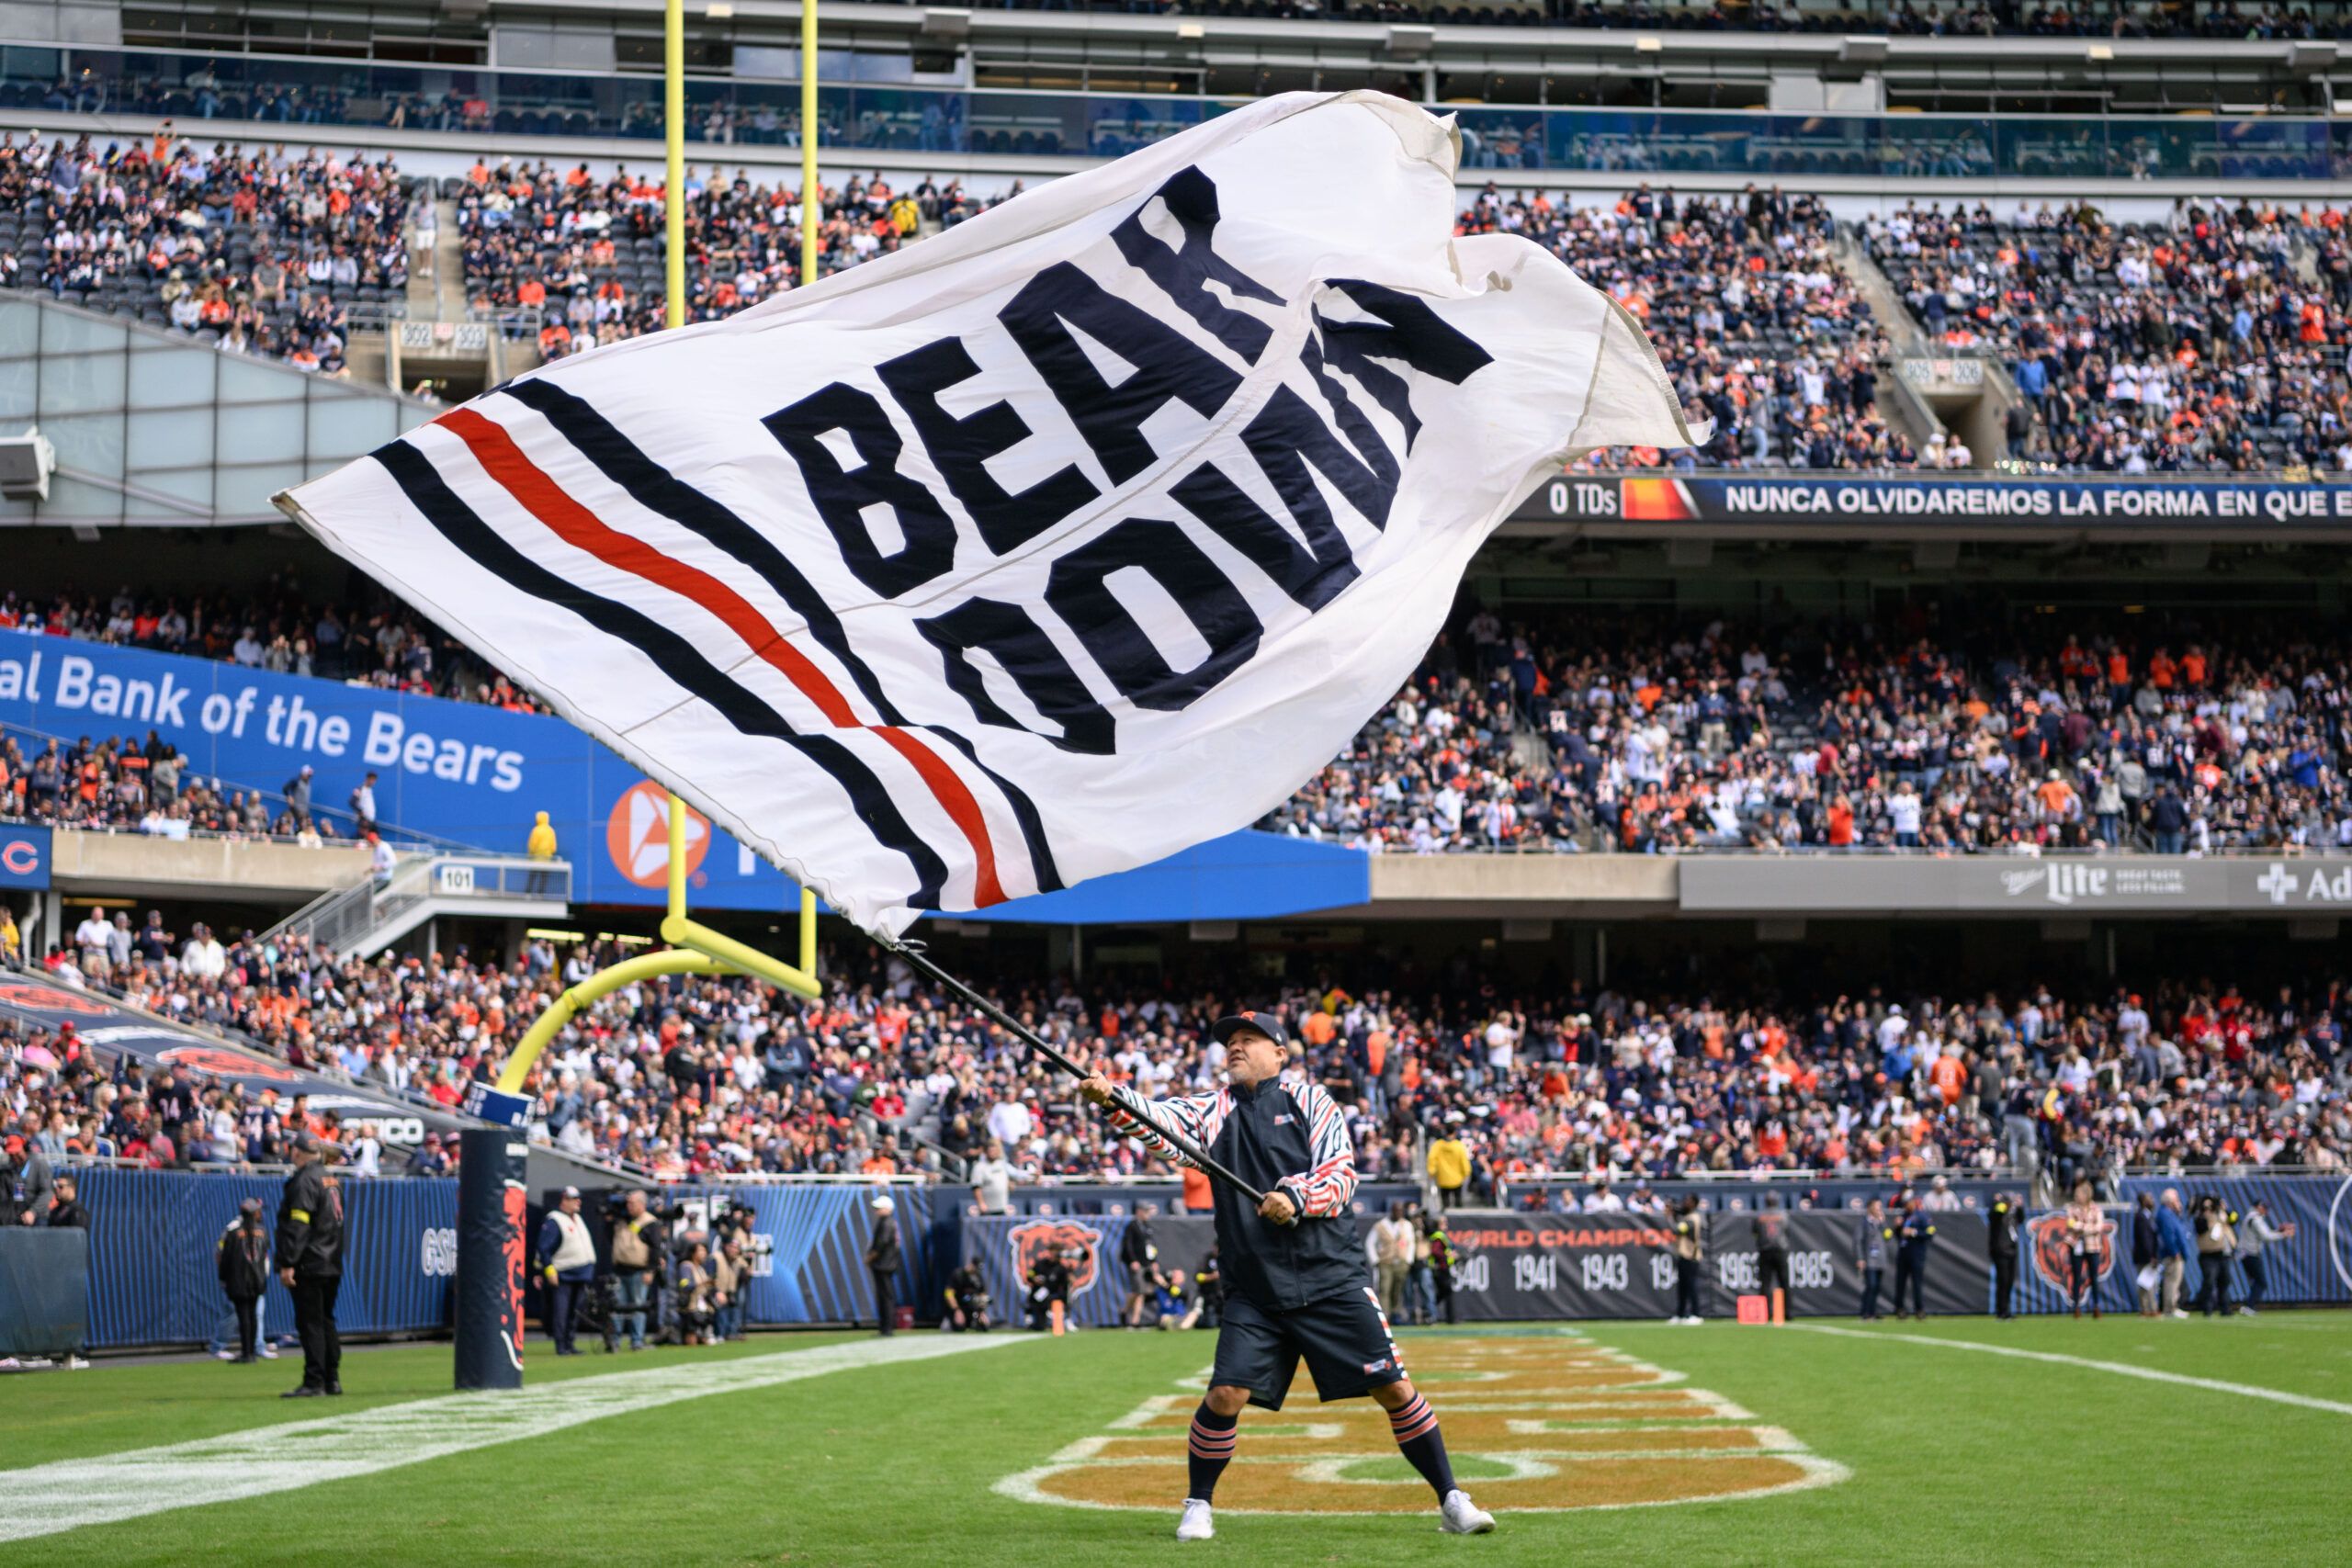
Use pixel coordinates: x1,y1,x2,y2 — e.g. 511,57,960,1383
1832,230,1951,460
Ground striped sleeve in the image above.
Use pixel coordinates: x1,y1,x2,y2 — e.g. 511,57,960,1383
1107,1089,1228,1171
1278,1081,1357,1217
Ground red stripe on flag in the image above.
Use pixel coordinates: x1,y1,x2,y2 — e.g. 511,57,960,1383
437,409,1008,906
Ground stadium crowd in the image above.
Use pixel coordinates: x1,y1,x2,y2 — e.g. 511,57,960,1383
0,129,406,376
1467,183,1914,468
1865,197,2352,471
0,1007,409,1181
0,580,550,714
457,157,1011,357
1261,606,2352,853
8,915,2345,1200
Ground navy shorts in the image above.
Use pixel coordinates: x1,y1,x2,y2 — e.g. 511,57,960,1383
1210,1286,1407,1411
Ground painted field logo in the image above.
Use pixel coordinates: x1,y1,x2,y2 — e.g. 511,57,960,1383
997,1332,1848,1515
2027,1212,2116,1292
1009,1220,1103,1293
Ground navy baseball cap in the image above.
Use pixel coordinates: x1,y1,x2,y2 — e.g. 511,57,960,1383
1211,1012,1288,1048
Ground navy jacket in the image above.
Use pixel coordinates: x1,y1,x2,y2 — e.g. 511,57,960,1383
1115,1076,1363,1312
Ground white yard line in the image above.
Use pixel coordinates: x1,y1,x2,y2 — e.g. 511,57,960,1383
1787,1324,2352,1416
1,1334,1036,1543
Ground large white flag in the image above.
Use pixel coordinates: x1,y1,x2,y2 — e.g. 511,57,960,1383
278,91,1699,934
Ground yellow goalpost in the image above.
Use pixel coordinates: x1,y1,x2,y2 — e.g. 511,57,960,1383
493,0,827,1100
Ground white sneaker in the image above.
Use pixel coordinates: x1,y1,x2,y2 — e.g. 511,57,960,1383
259,1345,279,1359
66,1355,90,1371
2236,1305,2256,1316
1176,1498,1215,1541
213,1349,237,1361
1440,1489,1496,1535
2169,1310,2190,1319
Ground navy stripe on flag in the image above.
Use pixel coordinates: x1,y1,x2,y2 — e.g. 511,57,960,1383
371,437,951,908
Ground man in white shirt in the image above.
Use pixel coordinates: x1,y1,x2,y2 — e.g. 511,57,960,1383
986,1093,1035,1150
968,1139,1016,1214
74,911,114,979
181,921,226,980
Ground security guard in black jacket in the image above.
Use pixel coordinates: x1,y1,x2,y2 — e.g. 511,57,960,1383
1082,1011,1495,1541
1987,1192,2024,1320
1893,1196,1936,1320
276,1133,345,1396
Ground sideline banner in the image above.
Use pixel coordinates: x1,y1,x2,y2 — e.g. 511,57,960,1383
1519,473,2352,531
0,1228,88,1355
1439,1210,1991,1320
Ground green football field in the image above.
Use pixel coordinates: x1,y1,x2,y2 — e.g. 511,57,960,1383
6,1313,2348,1565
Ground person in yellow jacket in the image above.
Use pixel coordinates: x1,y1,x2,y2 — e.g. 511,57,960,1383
1427,1130,1472,1210
525,811,559,895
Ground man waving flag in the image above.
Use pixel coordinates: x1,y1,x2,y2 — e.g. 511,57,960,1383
1081,1010,1496,1540
277,91,1697,934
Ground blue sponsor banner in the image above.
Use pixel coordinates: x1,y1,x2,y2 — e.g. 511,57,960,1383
1521,474,2352,529
0,637,1372,923
947,830,1369,926
0,822,49,888
0,636,799,910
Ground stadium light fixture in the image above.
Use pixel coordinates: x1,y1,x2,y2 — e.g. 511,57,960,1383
707,2,734,16
1635,36,1665,53
1839,36,1890,67
922,8,971,39
1386,25,1436,61
1177,21,1205,40
2086,43,2116,62
0,425,56,501
2288,41,2338,73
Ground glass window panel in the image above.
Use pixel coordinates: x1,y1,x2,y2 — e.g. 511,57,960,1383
38,308,124,355
128,346,220,408
125,407,217,471
222,402,304,464
305,394,396,462
36,351,128,416
37,473,128,523
130,465,215,514
0,359,33,421
217,355,302,405
0,299,40,358
40,409,126,477
215,462,307,517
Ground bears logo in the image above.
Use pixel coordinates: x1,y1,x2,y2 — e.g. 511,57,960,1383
2027,1210,2115,1292
1010,1220,1102,1292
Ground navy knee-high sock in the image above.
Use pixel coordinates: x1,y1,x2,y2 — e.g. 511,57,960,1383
1187,1402,1238,1502
1387,1392,1456,1498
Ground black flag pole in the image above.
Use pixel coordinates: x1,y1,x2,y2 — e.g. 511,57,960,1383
878,936,1292,1224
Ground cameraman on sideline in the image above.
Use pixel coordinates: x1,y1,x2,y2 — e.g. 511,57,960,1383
608,1190,664,1351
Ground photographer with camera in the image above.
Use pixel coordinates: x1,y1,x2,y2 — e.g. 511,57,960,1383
1026,1243,1074,1332
608,1190,664,1352
1122,1202,1161,1328
713,1235,748,1341
2192,1195,2237,1318
944,1259,992,1331
674,1240,718,1346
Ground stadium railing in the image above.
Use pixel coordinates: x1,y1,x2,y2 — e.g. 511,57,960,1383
9,42,2352,181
